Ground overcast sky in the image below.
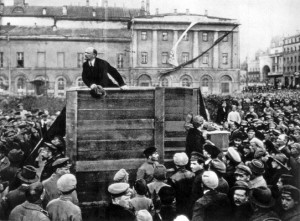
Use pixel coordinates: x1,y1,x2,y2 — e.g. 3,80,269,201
7,0,300,61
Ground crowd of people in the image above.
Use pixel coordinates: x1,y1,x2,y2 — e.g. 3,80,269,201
0,93,300,221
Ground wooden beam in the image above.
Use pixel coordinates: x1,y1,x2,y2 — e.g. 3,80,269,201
155,87,165,164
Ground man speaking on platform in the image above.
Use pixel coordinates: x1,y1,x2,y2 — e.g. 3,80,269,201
82,47,128,97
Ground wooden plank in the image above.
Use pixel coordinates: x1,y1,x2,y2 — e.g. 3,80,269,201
77,119,154,131
77,140,154,152
77,90,155,99
78,149,144,160
155,87,165,164
78,98,154,110
66,91,78,162
78,109,154,120
165,147,185,152
165,121,185,132
192,88,199,115
164,137,186,142
165,114,186,121
75,159,145,172
165,99,192,107
164,140,186,147
165,88,193,99
77,129,154,141
165,131,187,138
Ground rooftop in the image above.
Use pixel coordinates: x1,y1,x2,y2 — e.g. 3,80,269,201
0,5,140,20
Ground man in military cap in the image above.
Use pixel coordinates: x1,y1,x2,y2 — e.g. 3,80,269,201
9,182,50,221
279,185,300,221
40,142,64,181
42,157,78,207
231,181,252,221
47,174,82,221
106,183,135,221
137,147,159,184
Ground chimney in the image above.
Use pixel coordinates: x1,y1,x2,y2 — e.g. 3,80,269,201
174,9,177,14
155,8,159,15
205,9,208,16
186,9,189,15
141,0,145,11
62,6,67,15
42,8,47,15
92,9,96,17
146,0,150,15
86,0,89,6
104,0,108,7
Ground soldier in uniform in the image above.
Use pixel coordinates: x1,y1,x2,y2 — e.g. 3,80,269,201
9,182,50,221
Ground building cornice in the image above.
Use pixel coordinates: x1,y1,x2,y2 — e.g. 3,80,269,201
0,36,131,42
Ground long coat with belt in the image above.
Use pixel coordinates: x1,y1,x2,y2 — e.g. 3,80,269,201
82,58,126,88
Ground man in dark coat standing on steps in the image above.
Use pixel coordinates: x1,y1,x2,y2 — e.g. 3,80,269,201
82,47,128,90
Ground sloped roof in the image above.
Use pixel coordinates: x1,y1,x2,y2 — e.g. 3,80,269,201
1,5,140,20
134,13,238,25
0,25,131,39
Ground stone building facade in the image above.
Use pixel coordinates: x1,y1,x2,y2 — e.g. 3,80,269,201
283,33,300,87
0,0,241,96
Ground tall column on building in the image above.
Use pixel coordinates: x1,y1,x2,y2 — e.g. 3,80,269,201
132,30,138,68
173,30,178,45
152,30,158,67
193,31,199,68
213,31,219,69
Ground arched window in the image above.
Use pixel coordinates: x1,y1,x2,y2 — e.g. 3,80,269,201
16,77,26,94
181,75,192,87
160,77,169,87
201,75,213,93
220,75,232,93
55,77,66,97
202,78,209,87
138,74,152,87
76,77,85,87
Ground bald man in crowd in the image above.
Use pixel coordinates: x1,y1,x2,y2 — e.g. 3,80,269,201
82,47,128,90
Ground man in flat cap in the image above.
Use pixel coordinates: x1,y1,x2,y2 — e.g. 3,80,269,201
82,47,128,98
234,164,252,185
192,171,231,221
42,157,78,207
47,174,82,221
137,147,159,184
168,152,194,218
9,182,50,221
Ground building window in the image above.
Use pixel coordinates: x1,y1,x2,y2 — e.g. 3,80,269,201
183,33,189,41
203,54,209,64
17,52,24,68
202,32,208,42
16,77,26,94
37,52,46,67
141,52,148,64
222,53,228,64
138,74,151,87
161,52,168,64
77,53,84,68
141,32,147,40
57,52,65,68
181,77,192,87
56,77,66,97
117,53,124,68
76,77,85,87
182,52,189,63
0,52,3,68
291,57,293,63
202,78,209,87
223,35,228,42
0,77,7,90
299,56,300,62
160,77,169,87
162,32,168,41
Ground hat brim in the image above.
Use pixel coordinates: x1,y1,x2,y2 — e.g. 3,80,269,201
231,185,249,192
249,190,275,208
270,156,290,171
16,172,39,184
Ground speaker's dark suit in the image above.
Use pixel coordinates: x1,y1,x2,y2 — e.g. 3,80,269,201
82,58,125,88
